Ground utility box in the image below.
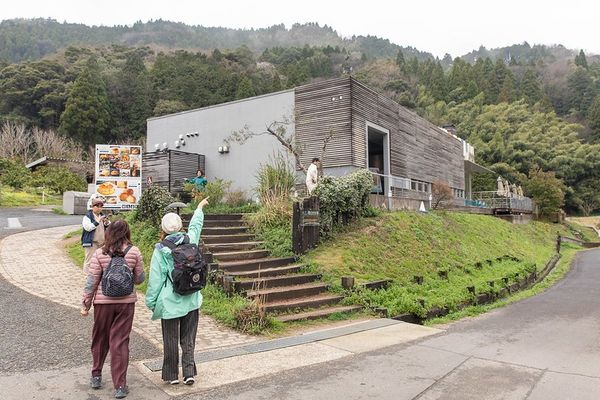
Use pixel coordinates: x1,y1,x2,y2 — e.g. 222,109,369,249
63,191,91,215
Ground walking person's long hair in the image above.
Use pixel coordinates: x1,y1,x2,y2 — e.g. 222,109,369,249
102,220,132,257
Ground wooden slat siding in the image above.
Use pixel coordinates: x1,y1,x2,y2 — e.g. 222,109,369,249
169,150,205,193
142,151,206,194
142,152,170,191
295,77,353,167
350,78,464,189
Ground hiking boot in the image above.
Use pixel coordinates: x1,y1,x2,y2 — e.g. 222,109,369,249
114,386,128,399
183,376,195,385
90,376,102,389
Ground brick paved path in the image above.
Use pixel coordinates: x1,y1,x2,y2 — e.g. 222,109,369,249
0,225,257,351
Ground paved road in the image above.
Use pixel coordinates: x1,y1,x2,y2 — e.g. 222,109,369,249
0,207,161,375
182,249,600,400
0,206,81,239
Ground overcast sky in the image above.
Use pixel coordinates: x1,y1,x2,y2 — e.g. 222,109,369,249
2,0,598,58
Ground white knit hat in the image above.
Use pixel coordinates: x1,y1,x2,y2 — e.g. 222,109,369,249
161,213,182,234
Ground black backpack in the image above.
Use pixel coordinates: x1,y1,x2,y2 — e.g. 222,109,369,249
162,235,207,295
101,246,134,297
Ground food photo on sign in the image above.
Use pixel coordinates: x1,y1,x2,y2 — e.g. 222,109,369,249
94,144,142,209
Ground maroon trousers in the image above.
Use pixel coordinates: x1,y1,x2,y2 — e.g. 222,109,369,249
91,303,135,389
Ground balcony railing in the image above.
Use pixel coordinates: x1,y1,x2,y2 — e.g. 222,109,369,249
370,171,430,200
470,191,533,212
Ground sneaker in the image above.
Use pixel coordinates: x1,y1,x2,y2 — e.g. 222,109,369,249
114,386,128,399
183,376,195,385
166,379,179,385
90,376,102,389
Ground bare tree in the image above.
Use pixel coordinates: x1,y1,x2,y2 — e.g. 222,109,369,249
0,122,33,162
31,127,85,160
431,179,454,210
226,113,335,174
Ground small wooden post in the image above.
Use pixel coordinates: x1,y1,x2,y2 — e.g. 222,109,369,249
341,276,355,289
223,276,235,296
292,196,320,255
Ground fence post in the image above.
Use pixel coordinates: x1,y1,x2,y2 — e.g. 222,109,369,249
292,196,320,255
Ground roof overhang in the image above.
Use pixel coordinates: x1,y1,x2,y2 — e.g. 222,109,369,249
25,156,48,169
464,160,495,175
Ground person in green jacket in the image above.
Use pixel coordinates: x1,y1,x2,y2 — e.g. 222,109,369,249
145,196,209,386
185,169,208,191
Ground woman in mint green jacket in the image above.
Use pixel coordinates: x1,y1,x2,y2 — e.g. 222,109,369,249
145,197,209,385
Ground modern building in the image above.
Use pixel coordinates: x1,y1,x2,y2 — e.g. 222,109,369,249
146,76,493,208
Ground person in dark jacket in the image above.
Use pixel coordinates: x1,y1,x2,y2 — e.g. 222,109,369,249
82,198,110,273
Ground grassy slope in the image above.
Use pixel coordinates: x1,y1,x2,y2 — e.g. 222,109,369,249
306,211,578,317
0,187,61,207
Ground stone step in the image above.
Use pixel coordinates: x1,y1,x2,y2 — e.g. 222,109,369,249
183,213,245,222
274,305,363,323
246,282,330,303
206,241,264,252
213,249,271,262
197,219,247,228
235,274,322,291
202,226,248,235
219,257,296,273
263,294,344,313
204,213,245,221
225,264,304,279
202,234,255,244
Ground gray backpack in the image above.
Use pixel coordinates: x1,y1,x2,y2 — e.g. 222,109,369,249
101,246,134,297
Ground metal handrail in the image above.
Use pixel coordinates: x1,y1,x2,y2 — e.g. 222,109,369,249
471,191,533,211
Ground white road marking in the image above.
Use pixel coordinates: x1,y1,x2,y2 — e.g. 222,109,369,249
7,218,22,229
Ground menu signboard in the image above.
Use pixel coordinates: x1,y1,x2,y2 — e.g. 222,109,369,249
94,145,142,210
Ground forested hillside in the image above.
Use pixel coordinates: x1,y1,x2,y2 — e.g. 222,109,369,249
0,18,599,215
0,18,431,63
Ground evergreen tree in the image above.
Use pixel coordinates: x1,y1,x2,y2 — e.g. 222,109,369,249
395,50,405,70
587,94,600,142
271,73,282,92
490,59,509,103
567,67,595,115
109,52,154,140
235,75,256,99
497,72,516,103
59,58,110,147
574,50,588,69
519,69,542,105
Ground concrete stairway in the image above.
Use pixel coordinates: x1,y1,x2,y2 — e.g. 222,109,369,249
183,213,361,322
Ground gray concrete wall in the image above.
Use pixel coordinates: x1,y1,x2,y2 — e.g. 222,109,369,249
147,90,295,197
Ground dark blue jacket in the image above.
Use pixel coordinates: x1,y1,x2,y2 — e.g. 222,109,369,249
81,209,101,247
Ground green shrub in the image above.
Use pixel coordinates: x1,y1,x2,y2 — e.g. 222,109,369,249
135,185,176,226
314,169,373,236
0,158,31,189
203,179,230,207
30,166,86,193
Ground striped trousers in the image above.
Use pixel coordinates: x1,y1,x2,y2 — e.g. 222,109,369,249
160,309,199,381
91,303,135,389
